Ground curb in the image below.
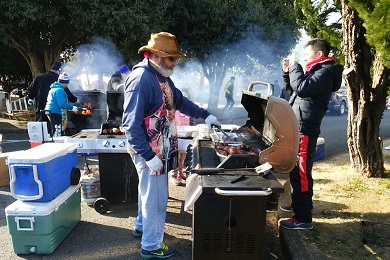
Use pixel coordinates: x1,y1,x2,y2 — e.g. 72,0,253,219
279,227,330,260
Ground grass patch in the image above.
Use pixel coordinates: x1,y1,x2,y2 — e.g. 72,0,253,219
298,154,390,259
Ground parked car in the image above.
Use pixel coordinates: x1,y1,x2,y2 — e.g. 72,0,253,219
328,86,347,116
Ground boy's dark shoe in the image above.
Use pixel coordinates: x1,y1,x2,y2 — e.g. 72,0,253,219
280,218,313,230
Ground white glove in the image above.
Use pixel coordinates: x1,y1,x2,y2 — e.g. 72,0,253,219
71,106,78,112
28,99,34,105
146,155,163,175
205,114,221,129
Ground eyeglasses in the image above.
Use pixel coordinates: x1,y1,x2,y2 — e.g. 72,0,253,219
167,57,177,62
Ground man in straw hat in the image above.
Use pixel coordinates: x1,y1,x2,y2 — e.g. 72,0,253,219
123,32,220,259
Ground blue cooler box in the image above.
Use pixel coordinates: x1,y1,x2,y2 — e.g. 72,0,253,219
7,143,78,202
5,185,81,254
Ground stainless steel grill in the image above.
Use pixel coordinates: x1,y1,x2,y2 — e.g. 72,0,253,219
185,81,299,260
65,123,137,214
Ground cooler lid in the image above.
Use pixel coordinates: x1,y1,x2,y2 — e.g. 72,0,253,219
241,81,299,173
7,143,77,163
5,185,80,216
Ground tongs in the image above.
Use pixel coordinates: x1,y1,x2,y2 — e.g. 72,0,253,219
211,124,232,140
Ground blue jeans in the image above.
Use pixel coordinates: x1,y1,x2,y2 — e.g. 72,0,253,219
130,153,169,251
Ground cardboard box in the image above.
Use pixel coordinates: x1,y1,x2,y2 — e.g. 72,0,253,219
7,143,78,202
0,152,20,187
5,185,81,254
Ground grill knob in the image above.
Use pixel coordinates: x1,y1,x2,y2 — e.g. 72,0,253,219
102,140,110,147
77,143,83,148
119,141,126,147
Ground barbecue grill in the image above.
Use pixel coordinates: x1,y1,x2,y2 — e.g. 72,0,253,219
65,91,138,214
66,90,107,135
185,81,299,260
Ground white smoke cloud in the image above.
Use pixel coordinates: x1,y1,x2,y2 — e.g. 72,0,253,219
61,37,125,92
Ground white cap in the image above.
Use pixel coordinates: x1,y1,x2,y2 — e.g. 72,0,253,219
58,72,70,84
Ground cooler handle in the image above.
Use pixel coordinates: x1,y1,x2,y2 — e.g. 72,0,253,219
10,164,43,200
15,217,35,231
214,187,272,196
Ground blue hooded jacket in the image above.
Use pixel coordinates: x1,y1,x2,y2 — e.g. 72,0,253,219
122,58,210,161
45,82,74,115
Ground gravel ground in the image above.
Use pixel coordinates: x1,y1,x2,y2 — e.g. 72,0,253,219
0,155,286,260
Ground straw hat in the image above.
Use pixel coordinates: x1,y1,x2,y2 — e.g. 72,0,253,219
138,32,187,58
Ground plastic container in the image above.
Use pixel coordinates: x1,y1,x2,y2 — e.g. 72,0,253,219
197,124,211,139
7,143,78,202
314,137,325,161
5,185,81,255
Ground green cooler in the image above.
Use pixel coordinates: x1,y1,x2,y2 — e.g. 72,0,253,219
5,185,81,254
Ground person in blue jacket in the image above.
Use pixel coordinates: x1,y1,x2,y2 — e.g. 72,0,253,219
45,72,78,137
122,32,220,259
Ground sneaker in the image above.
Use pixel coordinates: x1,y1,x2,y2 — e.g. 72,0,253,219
140,244,176,259
280,218,313,230
170,174,182,186
133,228,143,237
280,203,293,212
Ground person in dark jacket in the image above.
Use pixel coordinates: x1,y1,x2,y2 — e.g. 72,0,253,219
278,79,292,101
106,65,131,123
122,32,220,259
28,62,62,121
280,38,343,230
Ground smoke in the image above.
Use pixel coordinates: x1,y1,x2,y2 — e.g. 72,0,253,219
171,30,308,111
62,37,125,92
61,37,127,130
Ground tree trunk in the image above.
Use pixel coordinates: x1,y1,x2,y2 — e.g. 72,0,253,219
5,30,63,77
341,0,389,177
200,58,228,113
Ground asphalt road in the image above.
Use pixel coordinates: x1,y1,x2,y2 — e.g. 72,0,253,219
4,108,390,157
320,109,390,158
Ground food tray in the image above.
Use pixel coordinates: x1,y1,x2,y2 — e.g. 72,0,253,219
176,126,198,138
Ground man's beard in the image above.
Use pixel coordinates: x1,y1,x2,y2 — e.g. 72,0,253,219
156,59,174,77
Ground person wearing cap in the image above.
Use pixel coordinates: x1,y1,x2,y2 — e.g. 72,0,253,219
44,72,78,137
107,64,130,92
28,61,77,125
106,64,130,123
27,62,62,121
122,32,220,259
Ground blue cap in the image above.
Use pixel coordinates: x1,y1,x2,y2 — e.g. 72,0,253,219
118,65,130,74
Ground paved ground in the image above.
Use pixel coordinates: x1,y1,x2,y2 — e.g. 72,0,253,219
0,107,296,260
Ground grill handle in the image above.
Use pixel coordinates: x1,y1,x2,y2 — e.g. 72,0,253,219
214,187,272,196
248,81,274,96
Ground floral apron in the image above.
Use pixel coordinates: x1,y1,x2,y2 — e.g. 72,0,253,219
144,76,178,175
